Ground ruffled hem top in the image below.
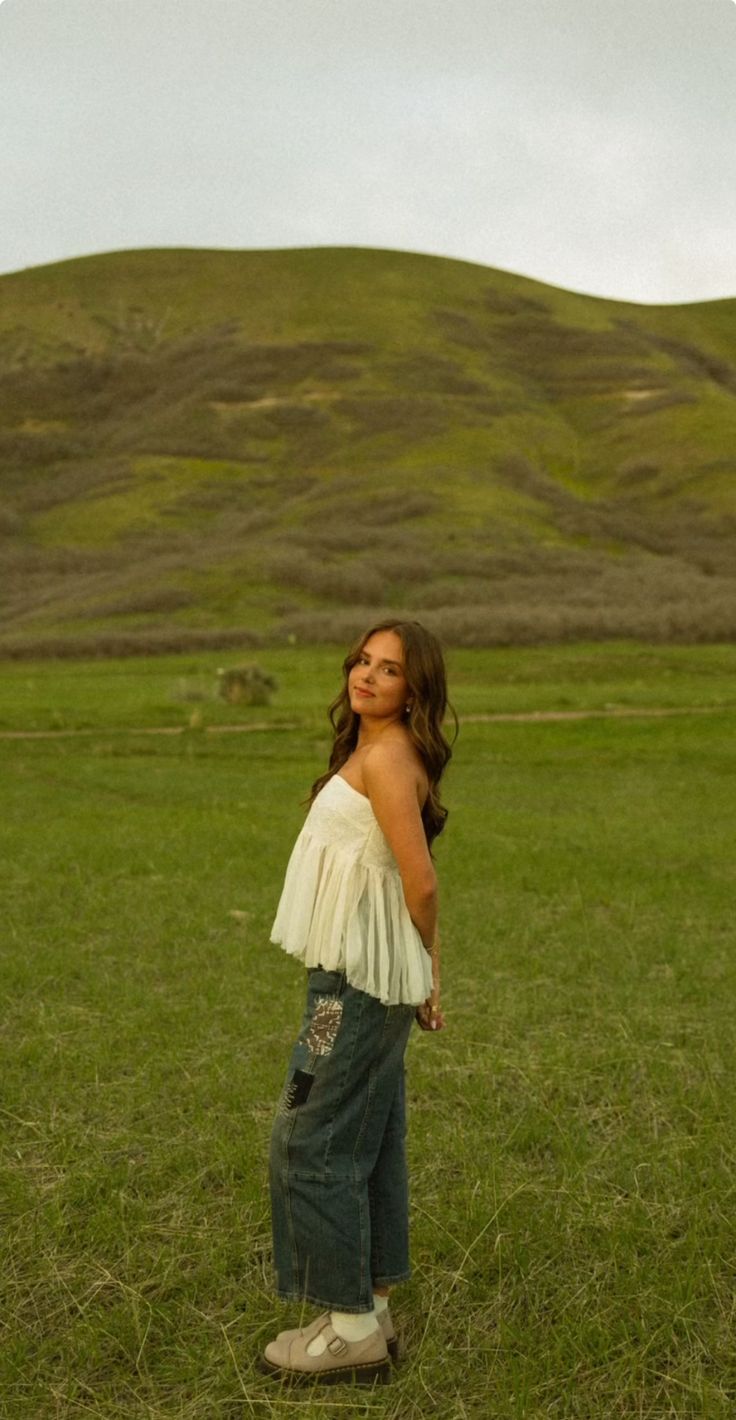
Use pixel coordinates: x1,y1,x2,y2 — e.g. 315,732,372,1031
270,773,433,1006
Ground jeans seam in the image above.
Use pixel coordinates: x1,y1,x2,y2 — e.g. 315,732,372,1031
352,1003,391,1177
276,1108,301,1288
323,984,366,1173
353,1004,392,1300
278,976,339,1287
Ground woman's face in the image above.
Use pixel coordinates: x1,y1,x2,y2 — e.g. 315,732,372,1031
347,630,410,724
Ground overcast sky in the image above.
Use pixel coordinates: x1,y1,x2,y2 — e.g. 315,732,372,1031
1,0,735,303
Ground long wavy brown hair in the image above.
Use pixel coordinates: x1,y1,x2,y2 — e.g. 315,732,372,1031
308,618,457,848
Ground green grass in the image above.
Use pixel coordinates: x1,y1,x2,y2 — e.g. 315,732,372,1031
1,246,735,653
31,457,260,549
1,641,735,734
2,644,736,1417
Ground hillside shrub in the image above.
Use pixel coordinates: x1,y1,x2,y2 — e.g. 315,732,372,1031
92,587,195,617
0,430,88,468
389,353,486,396
0,627,266,660
265,549,385,603
276,589,736,648
217,663,278,706
337,396,446,437
0,504,22,535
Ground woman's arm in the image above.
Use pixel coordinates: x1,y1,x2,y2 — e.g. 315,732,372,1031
362,742,438,952
362,743,445,1031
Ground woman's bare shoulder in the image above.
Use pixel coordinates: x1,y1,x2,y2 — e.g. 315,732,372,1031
362,735,429,807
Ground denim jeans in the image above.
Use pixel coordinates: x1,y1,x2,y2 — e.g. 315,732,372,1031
269,966,416,1313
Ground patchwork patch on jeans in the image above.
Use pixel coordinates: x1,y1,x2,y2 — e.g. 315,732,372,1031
305,995,343,1056
279,1068,314,1115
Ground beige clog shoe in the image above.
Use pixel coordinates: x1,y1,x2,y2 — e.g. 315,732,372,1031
275,1306,399,1360
260,1314,390,1385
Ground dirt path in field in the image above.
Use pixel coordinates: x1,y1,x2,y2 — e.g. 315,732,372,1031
0,704,729,741
459,704,729,724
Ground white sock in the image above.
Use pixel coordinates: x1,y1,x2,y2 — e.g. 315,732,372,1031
332,1309,380,1341
373,1293,389,1316
306,1308,379,1356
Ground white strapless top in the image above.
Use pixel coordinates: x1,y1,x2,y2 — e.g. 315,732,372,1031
270,774,433,1006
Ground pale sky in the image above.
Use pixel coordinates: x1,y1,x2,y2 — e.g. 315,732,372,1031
1,0,735,303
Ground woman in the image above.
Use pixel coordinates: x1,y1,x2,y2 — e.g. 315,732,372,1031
261,617,454,1385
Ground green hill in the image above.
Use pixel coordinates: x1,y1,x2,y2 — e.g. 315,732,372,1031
1,245,735,655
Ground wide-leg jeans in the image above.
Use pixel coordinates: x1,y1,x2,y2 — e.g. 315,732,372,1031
269,966,416,1313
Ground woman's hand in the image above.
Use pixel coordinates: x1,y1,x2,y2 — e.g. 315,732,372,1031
415,991,445,1031
415,940,445,1031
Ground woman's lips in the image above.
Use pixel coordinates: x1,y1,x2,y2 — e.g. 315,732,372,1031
355,687,374,698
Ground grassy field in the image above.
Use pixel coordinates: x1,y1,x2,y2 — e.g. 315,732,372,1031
2,644,736,1418
1,246,735,653
1,640,736,735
